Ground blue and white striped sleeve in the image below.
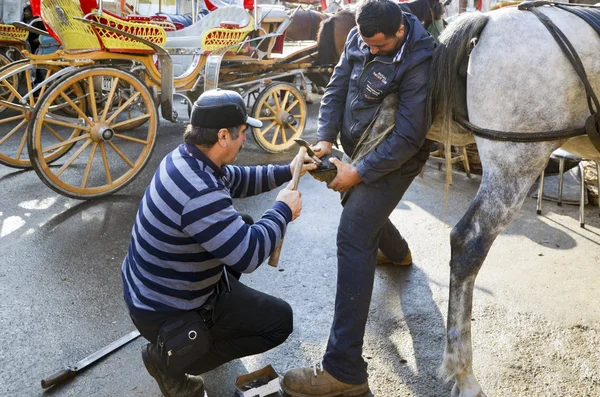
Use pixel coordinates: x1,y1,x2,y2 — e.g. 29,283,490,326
225,164,292,198
181,188,292,273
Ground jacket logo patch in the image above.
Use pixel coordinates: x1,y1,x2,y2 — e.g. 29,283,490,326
364,71,390,101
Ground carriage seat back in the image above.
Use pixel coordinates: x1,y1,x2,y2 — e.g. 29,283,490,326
165,6,251,50
257,5,288,23
41,0,103,53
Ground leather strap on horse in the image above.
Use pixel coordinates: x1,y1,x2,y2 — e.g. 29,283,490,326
458,2,600,152
454,114,587,142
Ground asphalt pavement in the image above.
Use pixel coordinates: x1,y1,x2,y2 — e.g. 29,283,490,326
1,98,599,397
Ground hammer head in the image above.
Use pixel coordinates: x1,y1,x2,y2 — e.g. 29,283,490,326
293,138,317,158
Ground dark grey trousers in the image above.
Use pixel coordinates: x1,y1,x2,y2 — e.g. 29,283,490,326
322,154,427,384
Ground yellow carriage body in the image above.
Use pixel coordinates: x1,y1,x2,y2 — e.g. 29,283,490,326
0,24,29,43
201,19,254,52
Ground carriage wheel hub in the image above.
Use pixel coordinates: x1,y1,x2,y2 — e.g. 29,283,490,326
91,124,115,142
277,110,294,126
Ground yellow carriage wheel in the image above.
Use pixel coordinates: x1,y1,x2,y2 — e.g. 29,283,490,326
27,67,157,200
0,62,75,169
251,82,307,153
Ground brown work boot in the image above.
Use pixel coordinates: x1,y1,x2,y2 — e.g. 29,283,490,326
282,362,369,397
142,343,206,397
376,248,412,266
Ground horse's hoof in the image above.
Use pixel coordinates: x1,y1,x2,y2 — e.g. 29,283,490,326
451,383,460,397
450,383,487,397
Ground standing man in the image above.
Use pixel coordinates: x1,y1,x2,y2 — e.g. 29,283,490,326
122,89,316,397
283,0,435,395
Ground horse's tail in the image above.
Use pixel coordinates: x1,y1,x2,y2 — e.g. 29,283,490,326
317,16,338,66
427,12,489,147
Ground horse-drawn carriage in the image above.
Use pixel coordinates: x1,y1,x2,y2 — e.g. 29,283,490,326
0,0,332,199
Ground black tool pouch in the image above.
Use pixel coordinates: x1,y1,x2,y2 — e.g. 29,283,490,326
157,311,212,372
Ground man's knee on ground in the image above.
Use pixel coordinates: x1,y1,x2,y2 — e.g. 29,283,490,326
267,299,294,345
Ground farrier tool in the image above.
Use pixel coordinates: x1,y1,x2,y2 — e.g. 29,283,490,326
292,138,322,165
41,330,141,389
267,139,315,267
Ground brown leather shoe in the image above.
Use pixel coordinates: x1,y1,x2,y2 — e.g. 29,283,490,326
282,362,369,397
376,248,412,266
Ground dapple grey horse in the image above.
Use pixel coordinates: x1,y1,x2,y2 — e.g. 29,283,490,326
427,4,600,396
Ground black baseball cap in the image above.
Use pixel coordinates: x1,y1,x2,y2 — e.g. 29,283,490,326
191,89,262,129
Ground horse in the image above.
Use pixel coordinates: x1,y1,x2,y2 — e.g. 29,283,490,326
285,9,330,41
426,4,600,396
316,0,446,66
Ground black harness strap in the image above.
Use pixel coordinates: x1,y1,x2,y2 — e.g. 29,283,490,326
454,114,586,142
457,2,600,152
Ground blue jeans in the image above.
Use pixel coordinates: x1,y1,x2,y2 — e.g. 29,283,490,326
323,154,427,384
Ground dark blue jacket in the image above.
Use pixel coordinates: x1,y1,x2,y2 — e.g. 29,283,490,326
317,13,435,184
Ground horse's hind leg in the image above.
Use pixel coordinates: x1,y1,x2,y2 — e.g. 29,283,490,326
441,140,563,397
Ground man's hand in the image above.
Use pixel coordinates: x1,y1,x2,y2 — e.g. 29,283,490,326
289,150,318,177
310,141,333,159
327,158,362,192
276,188,302,221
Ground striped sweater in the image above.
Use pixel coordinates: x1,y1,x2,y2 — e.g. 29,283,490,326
122,143,292,317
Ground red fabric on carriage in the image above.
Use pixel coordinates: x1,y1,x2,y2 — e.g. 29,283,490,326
30,0,61,45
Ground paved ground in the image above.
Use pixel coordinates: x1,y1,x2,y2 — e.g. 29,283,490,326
1,98,599,397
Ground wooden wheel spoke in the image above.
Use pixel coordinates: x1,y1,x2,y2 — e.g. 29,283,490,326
100,142,112,185
0,99,26,113
1,78,22,101
286,99,300,112
81,142,98,189
15,128,28,160
43,122,66,142
59,91,93,126
287,123,299,135
272,92,281,112
113,133,149,145
280,126,287,144
258,121,276,137
271,125,280,145
263,101,277,115
0,118,28,145
0,114,26,125
56,139,92,177
42,134,89,154
25,70,35,107
107,141,135,168
87,76,99,122
258,116,276,120
101,77,120,122
281,91,290,110
38,69,53,99
44,117,90,132
106,92,141,124
110,114,151,130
